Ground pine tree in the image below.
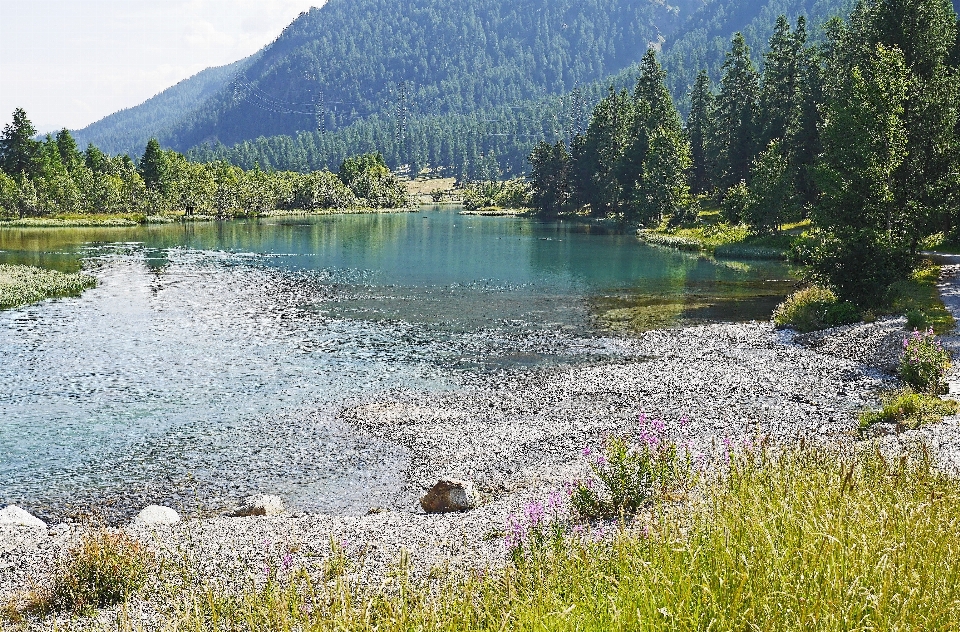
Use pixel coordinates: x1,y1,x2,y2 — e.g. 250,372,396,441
527,140,571,216
139,139,170,192
0,108,41,178
758,16,806,148
55,129,83,172
687,70,714,194
710,33,761,192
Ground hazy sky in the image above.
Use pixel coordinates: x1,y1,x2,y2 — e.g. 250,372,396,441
0,0,319,132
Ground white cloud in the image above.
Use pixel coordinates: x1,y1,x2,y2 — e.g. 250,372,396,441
0,0,319,130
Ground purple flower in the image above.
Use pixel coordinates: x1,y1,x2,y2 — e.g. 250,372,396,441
282,552,293,570
582,446,593,457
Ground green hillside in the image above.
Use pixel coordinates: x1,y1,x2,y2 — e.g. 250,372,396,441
71,55,256,157
76,0,865,176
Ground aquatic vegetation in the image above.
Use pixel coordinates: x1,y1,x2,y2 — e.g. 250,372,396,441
0,264,96,309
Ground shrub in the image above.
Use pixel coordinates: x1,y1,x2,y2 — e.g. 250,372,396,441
859,389,959,429
719,181,750,224
37,529,153,614
569,416,691,519
772,286,861,332
900,328,951,394
807,228,913,308
906,309,927,330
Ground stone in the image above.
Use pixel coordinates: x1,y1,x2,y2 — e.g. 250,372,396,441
419,479,478,513
0,505,46,529
133,505,181,525
229,494,286,517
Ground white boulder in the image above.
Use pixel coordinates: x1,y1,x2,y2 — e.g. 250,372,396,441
133,505,181,526
0,505,46,529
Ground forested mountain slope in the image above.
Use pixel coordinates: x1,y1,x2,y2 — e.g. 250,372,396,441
183,0,859,176
71,55,255,157
160,0,698,152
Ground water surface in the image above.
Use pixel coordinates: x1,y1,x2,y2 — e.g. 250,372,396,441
0,209,793,520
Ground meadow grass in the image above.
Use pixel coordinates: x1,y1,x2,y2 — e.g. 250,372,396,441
0,264,96,309
176,446,960,631
884,263,955,334
639,217,808,260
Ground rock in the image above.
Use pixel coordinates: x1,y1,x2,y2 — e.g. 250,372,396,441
133,505,181,525
230,494,286,517
0,505,46,529
420,479,478,513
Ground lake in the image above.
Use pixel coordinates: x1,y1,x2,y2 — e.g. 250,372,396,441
0,208,793,521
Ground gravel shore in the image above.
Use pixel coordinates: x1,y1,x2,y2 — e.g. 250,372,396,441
2,315,951,630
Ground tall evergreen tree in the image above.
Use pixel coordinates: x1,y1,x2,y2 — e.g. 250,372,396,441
686,70,714,194
0,109,41,178
528,140,571,216
570,88,634,216
55,129,83,172
709,33,761,192
621,49,691,225
758,16,806,148
139,138,170,192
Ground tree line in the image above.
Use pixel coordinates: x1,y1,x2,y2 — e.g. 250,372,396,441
0,110,408,220
529,0,960,307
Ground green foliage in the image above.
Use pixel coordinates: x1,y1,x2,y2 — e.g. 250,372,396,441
772,285,861,332
0,108,41,178
709,33,760,191
462,179,531,211
806,229,914,308
179,447,960,630
859,389,958,429
0,264,97,309
570,432,691,519
745,140,797,232
36,529,153,614
899,328,951,394
719,181,750,224
528,141,571,216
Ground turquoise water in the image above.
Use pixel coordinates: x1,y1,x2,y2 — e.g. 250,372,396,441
0,209,793,521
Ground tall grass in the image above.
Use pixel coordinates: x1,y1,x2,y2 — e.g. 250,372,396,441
0,264,96,309
178,447,960,630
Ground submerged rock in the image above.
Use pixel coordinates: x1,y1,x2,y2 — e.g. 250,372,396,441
133,505,181,525
420,479,478,513
230,494,286,517
0,505,46,529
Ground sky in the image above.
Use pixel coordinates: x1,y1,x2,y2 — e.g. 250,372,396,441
0,0,319,133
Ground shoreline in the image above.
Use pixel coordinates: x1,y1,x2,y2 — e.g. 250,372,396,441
6,315,953,629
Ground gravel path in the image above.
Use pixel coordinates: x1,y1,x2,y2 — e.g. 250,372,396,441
3,316,912,630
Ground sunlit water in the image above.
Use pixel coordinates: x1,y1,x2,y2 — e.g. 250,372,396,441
0,208,793,521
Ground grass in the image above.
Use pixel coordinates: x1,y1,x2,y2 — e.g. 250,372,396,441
859,389,959,429
0,213,143,227
173,446,960,631
639,212,809,260
0,264,96,309
11,529,154,619
884,262,955,334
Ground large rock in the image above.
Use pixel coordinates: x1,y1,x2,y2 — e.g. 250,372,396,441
133,505,181,526
229,494,286,517
0,505,46,529
420,479,478,513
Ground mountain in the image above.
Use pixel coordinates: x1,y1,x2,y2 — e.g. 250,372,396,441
71,55,256,157
77,0,862,176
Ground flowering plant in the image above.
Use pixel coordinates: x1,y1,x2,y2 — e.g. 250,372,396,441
568,415,693,519
899,328,951,394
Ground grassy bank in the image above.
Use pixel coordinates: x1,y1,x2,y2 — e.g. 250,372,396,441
161,447,960,631
0,264,96,309
638,217,806,260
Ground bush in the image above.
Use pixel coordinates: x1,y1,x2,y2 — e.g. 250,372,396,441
900,328,951,394
807,228,913,308
569,416,691,519
719,181,750,224
772,286,861,332
859,389,959,429
37,529,154,614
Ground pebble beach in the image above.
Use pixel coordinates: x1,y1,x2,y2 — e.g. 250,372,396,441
7,309,956,629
